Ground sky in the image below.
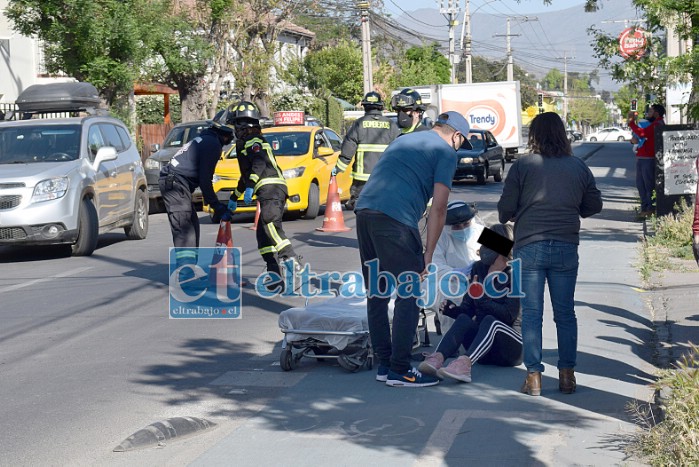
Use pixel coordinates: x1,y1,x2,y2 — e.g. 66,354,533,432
384,0,588,17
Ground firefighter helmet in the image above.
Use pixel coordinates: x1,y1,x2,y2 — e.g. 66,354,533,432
390,88,426,111
361,91,384,110
227,101,261,127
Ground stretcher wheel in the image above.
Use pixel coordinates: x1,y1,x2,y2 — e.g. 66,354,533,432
338,354,362,372
280,348,295,371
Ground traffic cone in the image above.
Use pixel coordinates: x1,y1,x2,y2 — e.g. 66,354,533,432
249,201,260,230
209,220,248,288
316,175,351,232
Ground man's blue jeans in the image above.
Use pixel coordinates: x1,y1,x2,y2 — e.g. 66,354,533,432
515,240,579,373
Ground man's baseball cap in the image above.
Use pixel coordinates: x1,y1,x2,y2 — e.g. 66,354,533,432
436,111,472,149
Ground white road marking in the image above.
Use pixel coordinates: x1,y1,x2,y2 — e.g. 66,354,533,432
0,266,93,294
414,409,470,467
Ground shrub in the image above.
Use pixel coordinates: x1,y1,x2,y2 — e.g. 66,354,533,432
628,345,699,465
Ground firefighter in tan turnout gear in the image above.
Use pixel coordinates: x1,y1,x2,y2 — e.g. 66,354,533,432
333,91,400,210
226,101,301,291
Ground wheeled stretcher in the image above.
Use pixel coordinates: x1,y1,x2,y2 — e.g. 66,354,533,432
278,295,373,372
278,292,436,373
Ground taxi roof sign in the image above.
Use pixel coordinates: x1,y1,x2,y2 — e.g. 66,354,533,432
274,111,305,126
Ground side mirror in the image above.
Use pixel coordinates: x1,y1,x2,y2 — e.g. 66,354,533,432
316,147,334,157
151,143,160,152
93,146,118,170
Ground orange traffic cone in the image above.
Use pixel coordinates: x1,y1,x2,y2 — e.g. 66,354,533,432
209,220,248,288
316,175,351,232
249,201,260,230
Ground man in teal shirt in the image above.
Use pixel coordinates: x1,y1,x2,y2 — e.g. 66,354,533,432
355,111,471,387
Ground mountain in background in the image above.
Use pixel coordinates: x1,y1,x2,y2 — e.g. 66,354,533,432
394,0,641,92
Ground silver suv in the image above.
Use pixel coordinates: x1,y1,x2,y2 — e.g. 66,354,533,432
0,83,148,256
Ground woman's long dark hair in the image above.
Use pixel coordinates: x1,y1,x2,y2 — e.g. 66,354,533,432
528,112,573,157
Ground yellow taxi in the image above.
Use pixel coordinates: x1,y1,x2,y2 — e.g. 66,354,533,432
210,112,352,219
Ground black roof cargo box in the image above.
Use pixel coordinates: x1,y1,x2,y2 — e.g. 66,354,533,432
16,82,101,113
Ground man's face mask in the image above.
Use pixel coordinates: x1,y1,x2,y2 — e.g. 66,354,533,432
452,133,464,152
397,110,414,128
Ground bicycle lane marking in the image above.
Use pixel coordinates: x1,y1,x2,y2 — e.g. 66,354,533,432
414,409,470,467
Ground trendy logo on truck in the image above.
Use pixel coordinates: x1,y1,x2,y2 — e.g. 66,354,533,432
467,103,501,133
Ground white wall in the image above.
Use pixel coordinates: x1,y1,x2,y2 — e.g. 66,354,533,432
1,0,73,103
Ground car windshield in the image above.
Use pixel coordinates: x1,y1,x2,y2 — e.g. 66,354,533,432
163,123,209,148
466,133,485,150
265,132,311,156
0,125,81,164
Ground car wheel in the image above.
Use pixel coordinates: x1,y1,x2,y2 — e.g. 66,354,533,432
72,198,99,256
301,182,320,220
476,164,487,185
590,137,597,142
493,160,504,182
125,189,149,240
617,136,625,141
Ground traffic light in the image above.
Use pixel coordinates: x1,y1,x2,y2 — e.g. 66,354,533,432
630,99,637,112
537,94,543,108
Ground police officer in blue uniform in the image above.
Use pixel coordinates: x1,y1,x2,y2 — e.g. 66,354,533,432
159,121,234,268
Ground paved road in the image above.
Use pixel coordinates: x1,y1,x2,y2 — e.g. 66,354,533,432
0,142,653,465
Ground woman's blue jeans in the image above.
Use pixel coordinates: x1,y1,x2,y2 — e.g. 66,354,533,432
515,240,579,373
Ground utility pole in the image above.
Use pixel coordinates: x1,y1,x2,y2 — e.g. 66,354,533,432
439,0,460,84
358,1,373,94
557,53,574,125
461,0,472,83
494,16,536,81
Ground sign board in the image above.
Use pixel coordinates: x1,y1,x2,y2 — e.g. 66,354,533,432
662,129,699,195
274,111,305,126
618,27,647,59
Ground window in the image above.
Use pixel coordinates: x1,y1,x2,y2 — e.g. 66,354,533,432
99,124,125,152
116,126,132,150
87,126,106,161
324,129,342,151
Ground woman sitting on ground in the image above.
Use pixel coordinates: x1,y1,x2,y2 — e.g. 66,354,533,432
418,223,522,382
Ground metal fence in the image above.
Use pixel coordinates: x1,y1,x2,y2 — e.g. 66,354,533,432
0,102,73,120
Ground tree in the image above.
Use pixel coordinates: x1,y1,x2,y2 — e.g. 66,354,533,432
303,40,364,104
6,0,148,106
587,0,699,121
400,44,451,85
542,69,564,91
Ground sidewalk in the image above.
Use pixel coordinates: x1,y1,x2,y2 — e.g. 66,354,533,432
171,144,673,466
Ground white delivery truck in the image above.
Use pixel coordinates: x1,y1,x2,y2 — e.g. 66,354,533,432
403,81,524,161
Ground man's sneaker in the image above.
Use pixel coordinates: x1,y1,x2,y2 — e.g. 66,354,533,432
437,355,472,383
417,352,444,377
385,367,439,387
376,365,389,382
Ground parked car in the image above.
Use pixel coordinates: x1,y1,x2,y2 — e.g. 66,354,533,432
454,129,505,184
585,127,632,142
143,120,212,213
0,82,148,256
566,129,583,142
209,119,352,219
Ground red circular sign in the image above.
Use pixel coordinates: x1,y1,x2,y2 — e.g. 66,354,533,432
618,27,647,59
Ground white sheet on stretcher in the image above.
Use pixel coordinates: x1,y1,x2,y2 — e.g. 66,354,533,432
279,295,394,350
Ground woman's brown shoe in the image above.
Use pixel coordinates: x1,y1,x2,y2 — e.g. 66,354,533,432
520,371,541,396
559,368,576,394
